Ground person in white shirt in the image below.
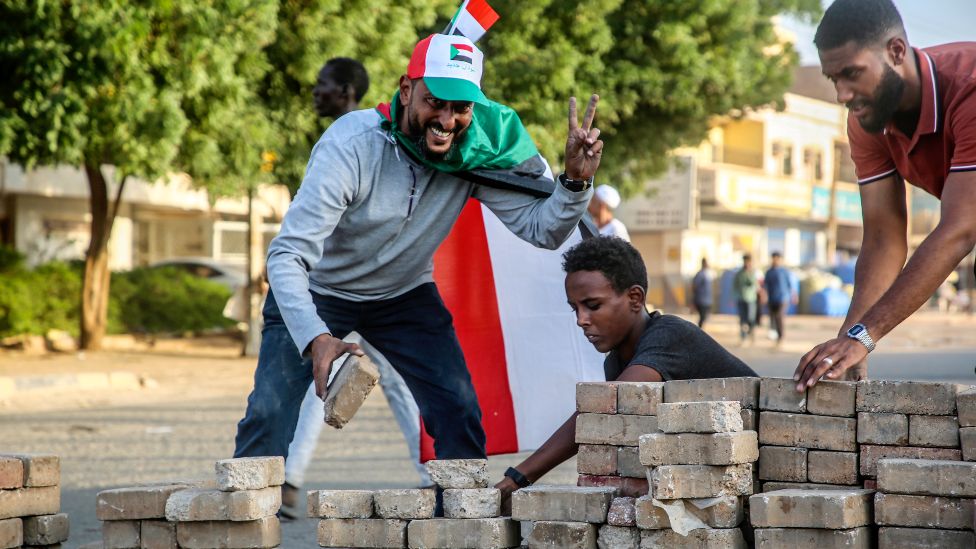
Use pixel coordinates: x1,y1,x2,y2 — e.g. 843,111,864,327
587,184,630,241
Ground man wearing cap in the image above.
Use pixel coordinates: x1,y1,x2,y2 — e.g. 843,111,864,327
587,184,630,241
233,34,604,462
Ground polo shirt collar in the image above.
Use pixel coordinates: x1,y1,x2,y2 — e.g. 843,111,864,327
885,48,940,148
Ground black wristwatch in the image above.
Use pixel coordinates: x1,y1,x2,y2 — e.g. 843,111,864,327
504,467,532,488
558,172,593,192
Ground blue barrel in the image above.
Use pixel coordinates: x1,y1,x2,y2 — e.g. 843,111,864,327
808,287,851,317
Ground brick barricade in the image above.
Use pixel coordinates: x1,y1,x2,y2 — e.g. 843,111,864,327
0,453,68,549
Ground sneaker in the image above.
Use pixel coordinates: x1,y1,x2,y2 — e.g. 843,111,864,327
279,482,301,520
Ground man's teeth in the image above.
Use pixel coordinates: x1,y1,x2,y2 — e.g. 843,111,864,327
430,127,451,138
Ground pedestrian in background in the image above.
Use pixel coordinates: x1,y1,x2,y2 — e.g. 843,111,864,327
587,184,630,241
764,252,796,346
691,258,714,328
733,254,759,344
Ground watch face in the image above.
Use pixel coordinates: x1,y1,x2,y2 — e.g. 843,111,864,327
848,325,864,337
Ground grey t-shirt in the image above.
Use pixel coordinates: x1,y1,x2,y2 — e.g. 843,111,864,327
604,311,757,381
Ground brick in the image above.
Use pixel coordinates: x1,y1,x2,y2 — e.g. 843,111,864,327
758,446,807,482
0,518,21,549
323,355,380,428
874,492,974,529
856,380,959,415
520,520,533,540
753,527,872,548
639,431,758,466
407,518,517,548
22,513,68,545
749,488,873,528
957,387,976,426
525,521,595,548
606,497,635,527
759,377,806,412
597,525,639,549
807,381,857,417
859,445,961,477
863,479,877,489
857,412,908,445
425,459,489,489
758,411,856,451
634,495,743,529
761,481,852,492
511,486,616,523
373,488,436,519
442,488,499,519
575,414,658,446
576,382,617,414
176,516,279,549
740,409,757,431
317,518,406,548
616,382,664,415
577,475,648,498
103,520,139,549
807,451,859,485
3,454,59,487
214,457,284,491
909,415,960,447
663,377,760,409
616,446,643,478
639,528,747,548
164,486,280,521
139,520,176,549
0,486,59,520
657,401,742,433
877,527,975,548
96,484,190,521
577,445,617,476
877,458,976,496
306,489,372,519
650,464,753,499
961,427,976,461
0,458,23,489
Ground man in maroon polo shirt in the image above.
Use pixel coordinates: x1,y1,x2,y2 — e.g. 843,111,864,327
794,0,976,390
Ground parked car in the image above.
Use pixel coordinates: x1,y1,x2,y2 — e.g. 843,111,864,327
147,257,247,291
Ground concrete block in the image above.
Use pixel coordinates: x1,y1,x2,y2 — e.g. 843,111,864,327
577,445,616,476
807,451,859,485
761,481,853,492
577,475,648,498
877,458,976,497
3,454,59,487
859,444,961,477
442,488,499,519
639,431,758,466
606,497,635,527
758,446,807,482
615,447,643,478
957,387,976,427
323,355,379,428
759,377,806,412
754,527,872,548
102,520,139,549
857,412,908,445
877,527,975,548
0,518,21,549
306,489,372,519
176,516,280,549
657,401,742,433
740,409,757,431
520,520,533,541
164,486,280,522
96,484,190,521
575,413,659,446
874,492,974,529
856,380,959,415
961,427,976,461
511,486,616,523
0,458,23,490
0,486,59,520
597,525,639,549
139,520,176,549
616,382,664,416
407,518,518,548
526,521,596,549
758,411,856,451
639,528,747,548
663,377,760,409
214,457,284,491
650,464,753,499
634,495,743,529
373,489,436,519
807,381,857,417
577,382,617,414
425,459,489,489
749,488,873,528
909,415,960,447
317,518,407,548
22,513,68,545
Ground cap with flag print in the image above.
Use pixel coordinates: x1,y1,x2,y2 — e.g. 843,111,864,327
446,0,499,43
407,33,488,106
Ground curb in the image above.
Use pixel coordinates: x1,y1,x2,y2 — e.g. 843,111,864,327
0,371,145,399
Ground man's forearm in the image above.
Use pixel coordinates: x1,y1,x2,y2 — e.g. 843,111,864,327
841,235,906,336
513,412,579,482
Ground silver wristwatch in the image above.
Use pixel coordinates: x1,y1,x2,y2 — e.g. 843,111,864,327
845,323,876,353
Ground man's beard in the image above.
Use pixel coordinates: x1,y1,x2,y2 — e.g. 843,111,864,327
405,107,468,162
851,64,905,134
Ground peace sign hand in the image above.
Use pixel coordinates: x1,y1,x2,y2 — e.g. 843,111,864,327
564,94,603,181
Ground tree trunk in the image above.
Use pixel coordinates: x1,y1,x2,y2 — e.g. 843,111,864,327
80,163,125,350
243,187,265,357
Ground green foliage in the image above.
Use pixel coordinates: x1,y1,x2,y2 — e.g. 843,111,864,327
0,260,82,337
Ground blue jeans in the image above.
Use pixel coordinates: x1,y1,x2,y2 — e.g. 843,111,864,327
234,283,486,461
737,300,757,340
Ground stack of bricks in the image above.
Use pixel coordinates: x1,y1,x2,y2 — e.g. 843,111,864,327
96,456,283,548
574,381,662,498
511,485,618,548
313,459,519,548
749,488,874,547
0,454,69,549
874,458,976,548
756,378,861,491
634,400,756,548
953,386,975,461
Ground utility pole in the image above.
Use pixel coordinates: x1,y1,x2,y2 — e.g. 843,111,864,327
243,186,264,357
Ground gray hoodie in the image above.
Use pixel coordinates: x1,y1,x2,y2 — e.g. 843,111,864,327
267,109,592,354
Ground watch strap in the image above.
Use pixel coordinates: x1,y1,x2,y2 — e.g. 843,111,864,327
558,172,592,192
504,467,532,488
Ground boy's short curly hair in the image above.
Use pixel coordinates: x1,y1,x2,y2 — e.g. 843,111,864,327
562,236,647,294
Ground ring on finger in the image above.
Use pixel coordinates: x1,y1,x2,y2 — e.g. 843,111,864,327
821,357,834,366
